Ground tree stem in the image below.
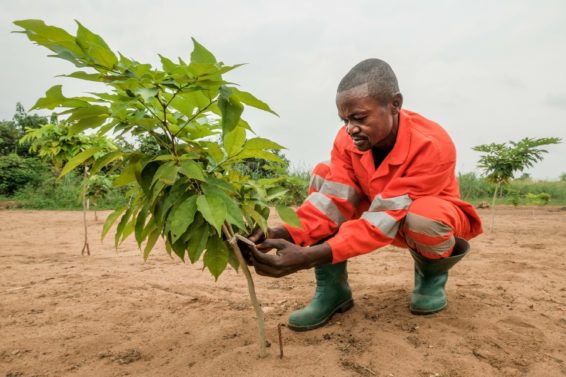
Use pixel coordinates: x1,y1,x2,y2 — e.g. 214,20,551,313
222,223,267,358
82,165,90,256
490,182,500,233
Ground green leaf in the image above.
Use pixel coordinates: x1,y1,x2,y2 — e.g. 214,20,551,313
31,85,89,110
245,137,285,151
187,221,209,263
151,162,179,186
75,21,117,68
115,206,134,248
59,146,101,177
205,142,224,164
67,105,110,135
179,160,205,181
139,161,160,194
101,206,126,240
190,37,217,64
113,163,137,187
243,204,268,235
196,194,226,235
227,247,240,271
134,87,159,102
143,228,160,261
135,205,149,247
276,205,301,227
168,196,198,243
204,235,228,280
218,87,244,134
231,87,278,116
223,126,246,157
14,19,85,66
171,238,186,261
90,150,122,175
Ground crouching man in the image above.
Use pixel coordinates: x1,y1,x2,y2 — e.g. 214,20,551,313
246,59,483,331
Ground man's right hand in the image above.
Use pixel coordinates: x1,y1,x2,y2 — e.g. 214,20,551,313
237,226,293,265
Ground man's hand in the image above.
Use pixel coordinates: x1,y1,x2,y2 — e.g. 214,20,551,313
238,226,294,266
250,239,333,278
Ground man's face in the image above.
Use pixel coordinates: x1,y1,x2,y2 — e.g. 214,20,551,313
336,83,400,152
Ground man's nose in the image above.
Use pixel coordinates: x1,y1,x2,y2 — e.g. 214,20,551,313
345,121,360,135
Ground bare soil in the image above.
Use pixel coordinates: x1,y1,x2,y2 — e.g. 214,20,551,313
1,207,565,377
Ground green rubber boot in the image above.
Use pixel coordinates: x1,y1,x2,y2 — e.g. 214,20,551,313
410,237,470,315
287,261,353,331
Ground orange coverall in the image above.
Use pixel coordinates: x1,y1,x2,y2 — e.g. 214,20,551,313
284,109,483,263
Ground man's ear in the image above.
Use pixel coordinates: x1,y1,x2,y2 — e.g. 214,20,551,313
391,93,403,114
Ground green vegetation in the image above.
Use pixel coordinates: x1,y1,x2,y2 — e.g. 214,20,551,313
473,137,562,232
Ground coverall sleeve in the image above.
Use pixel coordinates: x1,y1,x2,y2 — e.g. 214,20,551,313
283,130,365,247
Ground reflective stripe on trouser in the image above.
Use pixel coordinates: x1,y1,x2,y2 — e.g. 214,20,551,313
399,196,473,260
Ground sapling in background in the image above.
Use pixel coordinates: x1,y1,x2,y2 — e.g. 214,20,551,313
15,19,301,357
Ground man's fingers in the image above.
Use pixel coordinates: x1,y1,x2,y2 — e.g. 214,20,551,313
250,243,279,265
252,257,285,278
257,238,290,252
248,228,266,244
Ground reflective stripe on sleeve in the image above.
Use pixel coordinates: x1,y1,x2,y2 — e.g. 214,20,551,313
309,174,325,191
360,211,399,238
306,192,346,225
369,194,412,211
320,180,361,206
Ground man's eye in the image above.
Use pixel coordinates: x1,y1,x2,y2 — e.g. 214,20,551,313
352,116,365,122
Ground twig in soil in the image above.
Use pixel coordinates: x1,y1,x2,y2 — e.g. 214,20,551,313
278,323,284,359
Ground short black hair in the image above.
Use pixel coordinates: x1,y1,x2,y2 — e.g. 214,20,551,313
337,59,400,105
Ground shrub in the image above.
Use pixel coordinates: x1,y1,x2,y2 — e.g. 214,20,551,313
0,154,50,196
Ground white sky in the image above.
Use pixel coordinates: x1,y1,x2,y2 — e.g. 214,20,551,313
1,0,565,179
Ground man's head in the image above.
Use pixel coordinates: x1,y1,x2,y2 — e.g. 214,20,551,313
336,59,403,152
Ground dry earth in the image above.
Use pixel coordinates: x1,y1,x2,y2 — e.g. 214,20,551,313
1,207,565,377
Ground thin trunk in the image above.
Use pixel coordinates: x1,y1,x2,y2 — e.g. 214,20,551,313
489,182,500,234
222,223,267,358
81,165,90,256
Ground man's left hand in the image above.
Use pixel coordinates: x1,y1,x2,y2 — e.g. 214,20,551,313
250,239,333,278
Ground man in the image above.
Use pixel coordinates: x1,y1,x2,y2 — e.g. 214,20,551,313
246,59,483,332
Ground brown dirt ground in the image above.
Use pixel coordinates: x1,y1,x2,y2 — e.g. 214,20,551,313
1,207,565,377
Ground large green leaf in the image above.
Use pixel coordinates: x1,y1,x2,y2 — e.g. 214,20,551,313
187,220,209,263
113,163,137,187
245,137,285,151
218,87,244,134
151,161,179,186
14,19,85,66
101,206,126,240
168,195,198,243
59,146,101,177
196,194,226,235
90,150,122,175
75,21,117,68
134,205,149,247
204,235,228,280
31,85,90,110
190,37,217,64
276,205,301,227
231,87,278,116
68,106,110,135
178,160,205,181
143,228,160,261
223,126,246,157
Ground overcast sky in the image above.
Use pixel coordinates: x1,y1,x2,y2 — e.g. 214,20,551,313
2,0,565,178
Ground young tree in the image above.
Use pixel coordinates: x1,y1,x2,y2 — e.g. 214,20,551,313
15,19,299,357
473,137,561,232
20,122,117,254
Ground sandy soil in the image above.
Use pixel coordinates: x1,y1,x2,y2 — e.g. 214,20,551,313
1,207,565,377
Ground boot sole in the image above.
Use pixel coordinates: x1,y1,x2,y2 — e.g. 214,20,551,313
287,299,354,332
409,302,446,315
